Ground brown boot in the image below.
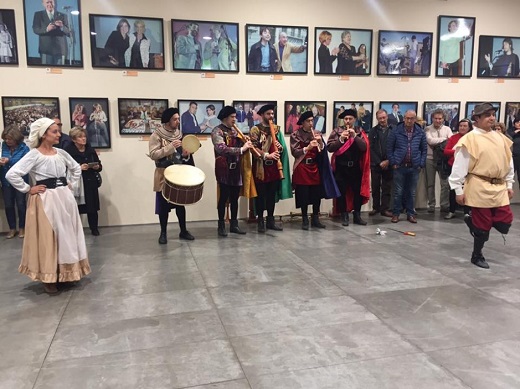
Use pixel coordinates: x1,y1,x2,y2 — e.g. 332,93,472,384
43,283,58,294
18,228,25,238
6,230,17,239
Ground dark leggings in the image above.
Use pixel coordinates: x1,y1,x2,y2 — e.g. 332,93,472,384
255,181,278,218
159,206,187,234
87,211,98,231
218,184,240,221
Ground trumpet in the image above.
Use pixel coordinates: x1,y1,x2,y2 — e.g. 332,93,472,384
232,124,262,158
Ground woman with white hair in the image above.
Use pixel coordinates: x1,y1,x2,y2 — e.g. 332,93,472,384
6,118,91,294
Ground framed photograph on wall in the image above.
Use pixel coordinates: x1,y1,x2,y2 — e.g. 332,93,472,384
284,101,326,134
333,102,374,132
178,100,225,135
379,101,418,127
504,102,520,131
0,9,19,65
117,98,168,135
22,0,83,67
436,15,476,78
2,96,60,137
465,101,501,121
246,24,308,74
172,19,238,72
314,27,372,75
423,101,461,131
232,101,277,134
477,35,520,78
377,30,433,76
69,97,110,149
89,14,165,70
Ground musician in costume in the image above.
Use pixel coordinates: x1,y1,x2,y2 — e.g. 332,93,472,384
211,106,255,237
149,108,195,244
290,111,340,230
327,109,371,226
250,104,292,232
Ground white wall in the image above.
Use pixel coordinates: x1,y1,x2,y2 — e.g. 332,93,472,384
1,0,519,231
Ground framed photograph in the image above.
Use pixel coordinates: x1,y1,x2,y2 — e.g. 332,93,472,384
172,19,238,72
89,14,165,70
465,102,501,121
377,30,433,76
314,27,372,75
0,9,19,65
69,98,110,148
22,0,82,67
379,101,418,127
2,96,60,137
477,35,520,78
333,102,374,132
246,24,308,74
423,102,461,132
436,15,476,78
117,98,168,135
284,101,327,134
504,102,520,131
178,100,225,135
232,101,277,134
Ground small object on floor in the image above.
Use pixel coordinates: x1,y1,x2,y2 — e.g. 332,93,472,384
471,253,489,269
43,283,58,294
386,226,416,237
179,230,195,240
376,228,387,236
427,207,435,213
91,229,100,236
6,230,17,239
444,212,456,219
18,228,25,238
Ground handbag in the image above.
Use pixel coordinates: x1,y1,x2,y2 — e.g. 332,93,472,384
94,171,102,188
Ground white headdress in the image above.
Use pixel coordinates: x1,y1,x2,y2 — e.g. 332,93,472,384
28,118,55,148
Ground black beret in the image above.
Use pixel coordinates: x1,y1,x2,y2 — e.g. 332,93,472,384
338,109,357,119
161,108,179,123
297,110,313,125
257,104,276,115
217,105,236,120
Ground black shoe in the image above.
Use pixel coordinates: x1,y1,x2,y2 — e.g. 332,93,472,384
91,229,100,236
353,212,367,226
158,232,167,244
230,220,246,235
464,213,476,237
218,220,228,237
257,218,266,233
179,230,195,240
302,217,309,230
341,212,349,226
311,215,326,228
471,253,489,269
266,216,283,231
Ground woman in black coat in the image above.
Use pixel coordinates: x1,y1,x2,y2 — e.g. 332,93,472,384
65,127,102,235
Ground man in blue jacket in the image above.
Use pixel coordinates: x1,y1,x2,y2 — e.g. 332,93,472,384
387,110,427,223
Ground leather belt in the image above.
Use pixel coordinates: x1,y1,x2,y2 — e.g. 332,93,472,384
36,177,68,189
228,162,237,170
469,173,505,185
264,160,274,166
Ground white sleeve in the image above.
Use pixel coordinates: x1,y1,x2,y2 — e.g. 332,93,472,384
448,147,470,195
58,149,81,186
506,157,515,190
5,150,38,193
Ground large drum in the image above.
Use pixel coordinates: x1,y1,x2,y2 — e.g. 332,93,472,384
162,165,205,205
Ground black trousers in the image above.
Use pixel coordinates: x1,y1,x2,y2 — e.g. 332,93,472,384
370,167,392,212
218,183,240,221
335,167,362,213
514,156,520,190
87,211,98,231
255,181,278,218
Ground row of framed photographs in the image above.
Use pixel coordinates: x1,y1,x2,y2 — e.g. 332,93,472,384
0,5,518,78
2,96,518,150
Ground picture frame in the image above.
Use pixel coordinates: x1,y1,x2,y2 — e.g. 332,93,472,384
0,9,19,65
377,30,433,76
465,102,501,121
333,101,374,132
2,96,60,137
314,27,372,75
232,101,277,134
69,97,111,149
246,24,308,74
477,35,520,79
284,101,327,134
89,14,165,70
177,100,225,135
436,15,476,78
22,0,83,67
423,101,461,132
172,19,239,73
504,102,520,131
379,101,418,127
117,98,168,135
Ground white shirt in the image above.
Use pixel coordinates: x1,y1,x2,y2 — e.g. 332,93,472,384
425,124,453,159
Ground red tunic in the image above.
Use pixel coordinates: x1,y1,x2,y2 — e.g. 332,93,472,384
293,142,320,185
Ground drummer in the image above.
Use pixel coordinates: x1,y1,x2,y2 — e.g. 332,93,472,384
149,108,195,244
211,106,254,237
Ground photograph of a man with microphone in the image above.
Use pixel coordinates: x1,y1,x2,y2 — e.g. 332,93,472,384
478,35,520,78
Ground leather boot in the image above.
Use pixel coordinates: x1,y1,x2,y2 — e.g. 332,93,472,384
266,216,283,231
471,235,489,269
257,217,266,233
311,215,326,228
218,220,228,237
341,212,349,226
301,216,309,230
353,212,367,225
158,232,167,244
230,219,246,235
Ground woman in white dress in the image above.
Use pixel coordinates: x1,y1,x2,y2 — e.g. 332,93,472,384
6,118,91,294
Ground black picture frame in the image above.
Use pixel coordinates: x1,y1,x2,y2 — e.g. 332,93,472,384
284,101,327,134
232,101,277,134
504,102,520,131
477,35,520,79
246,24,308,74
69,97,111,149
436,15,476,78
0,9,19,65
379,101,418,127
377,30,433,76
423,101,461,132
177,100,225,135
171,19,239,73
333,102,374,132
314,27,372,75
2,96,60,137
89,14,165,70
117,98,168,135
22,0,83,67
465,102,501,121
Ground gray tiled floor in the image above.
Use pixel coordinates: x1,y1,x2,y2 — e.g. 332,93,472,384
2,205,520,388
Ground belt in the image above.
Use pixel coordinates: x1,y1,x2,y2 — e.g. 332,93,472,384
342,161,356,168
469,173,505,185
228,162,237,170
264,160,274,166
401,163,413,168
304,158,315,165
36,177,68,189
